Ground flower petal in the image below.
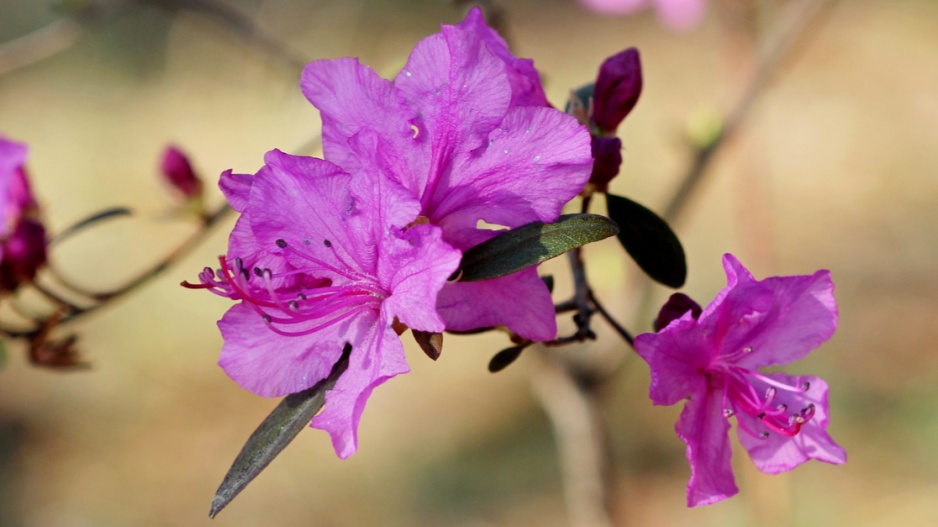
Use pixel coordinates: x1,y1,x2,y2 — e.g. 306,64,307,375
218,169,253,212
708,254,838,369
737,373,847,473
380,223,460,334
456,7,548,107
312,321,409,459
300,58,415,177
437,266,557,341
676,388,739,507
654,0,706,31
634,314,710,405
217,302,347,397
432,106,592,233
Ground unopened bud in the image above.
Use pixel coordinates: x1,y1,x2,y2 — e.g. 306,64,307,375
654,292,702,332
0,218,48,292
589,136,622,192
593,48,642,134
160,145,203,201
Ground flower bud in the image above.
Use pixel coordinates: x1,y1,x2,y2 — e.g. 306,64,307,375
593,48,642,134
589,136,622,192
653,292,702,332
160,145,203,201
0,218,48,292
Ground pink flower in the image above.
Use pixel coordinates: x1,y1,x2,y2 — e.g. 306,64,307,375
634,254,846,507
579,0,706,31
301,7,592,341
190,149,460,458
0,136,47,292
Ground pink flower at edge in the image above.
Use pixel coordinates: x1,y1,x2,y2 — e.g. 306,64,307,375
190,149,460,458
634,254,846,507
300,7,593,341
579,0,706,31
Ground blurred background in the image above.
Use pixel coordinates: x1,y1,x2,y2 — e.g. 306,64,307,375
1,0,937,525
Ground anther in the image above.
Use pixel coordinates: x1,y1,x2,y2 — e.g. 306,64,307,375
262,314,272,324
253,267,263,277
801,381,811,391
723,408,734,418
288,301,299,311
276,239,288,248
759,432,770,439
297,293,307,301
324,239,332,248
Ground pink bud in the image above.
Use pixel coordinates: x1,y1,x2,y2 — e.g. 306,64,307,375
653,292,702,332
0,218,48,292
160,145,203,200
589,136,623,191
593,48,643,134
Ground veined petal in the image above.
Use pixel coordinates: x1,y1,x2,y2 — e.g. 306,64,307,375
219,169,253,212
634,315,711,405
676,389,739,507
709,254,838,369
737,373,846,473
394,25,511,211
249,150,370,279
437,266,557,341
380,223,460,334
312,320,409,459
456,7,548,107
217,302,347,397
432,106,592,232
300,58,415,176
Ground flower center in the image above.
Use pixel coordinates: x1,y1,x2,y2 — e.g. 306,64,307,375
711,348,816,440
184,238,384,337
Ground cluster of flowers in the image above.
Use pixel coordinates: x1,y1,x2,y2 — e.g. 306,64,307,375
176,7,845,507
0,137,47,294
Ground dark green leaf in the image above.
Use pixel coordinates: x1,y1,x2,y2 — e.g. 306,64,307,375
488,346,525,373
209,344,351,518
458,214,619,282
413,330,443,361
606,193,686,288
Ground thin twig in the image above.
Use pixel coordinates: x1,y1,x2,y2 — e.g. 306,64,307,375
664,0,838,222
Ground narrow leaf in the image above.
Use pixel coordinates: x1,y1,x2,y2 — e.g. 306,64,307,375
488,346,525,373
412,330,443,361
459,214,618,282
606,194,687,288
540,274,555,294
209,344,351,518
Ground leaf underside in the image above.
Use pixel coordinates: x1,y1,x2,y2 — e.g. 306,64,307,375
605,193,686,288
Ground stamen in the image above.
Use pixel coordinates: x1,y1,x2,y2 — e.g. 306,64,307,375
276,239,288,248
324,239,332,248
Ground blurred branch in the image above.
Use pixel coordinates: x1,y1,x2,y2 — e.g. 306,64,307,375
0,19,85,77
533,350,615,527
664,0,839,222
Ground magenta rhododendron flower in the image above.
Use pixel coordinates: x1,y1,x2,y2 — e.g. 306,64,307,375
579,0,706,31
301,7,592,341
634,254,846,507
190,149,460,458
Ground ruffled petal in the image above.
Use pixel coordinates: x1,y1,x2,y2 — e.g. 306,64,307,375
456,7,548,107
312,321,409,459
300,58,416,176
394,26,511,210
709,254,838,369
737,373,847,473
437,266,557,341
432,106,592,233
634,314,710,405
675,388,739,507
218,169,253,212
380,223,460,334
217,302,347,397
249,150,372,279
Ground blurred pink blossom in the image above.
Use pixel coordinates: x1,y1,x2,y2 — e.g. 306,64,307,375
579,0,706,31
